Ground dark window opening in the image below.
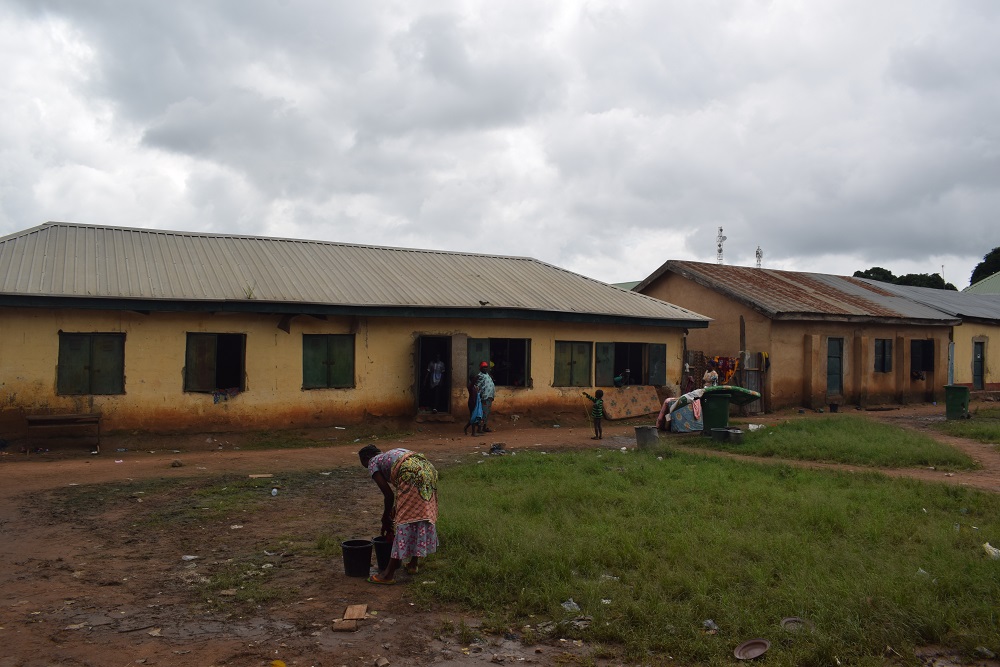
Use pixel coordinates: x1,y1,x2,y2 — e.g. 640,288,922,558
827,337,843,394
57,332,125,395
184,333,246,392
303,334,355,389
468,338,530,387
595,342,667,386
874,338,893,373
910,339,935,374
554,341,591,387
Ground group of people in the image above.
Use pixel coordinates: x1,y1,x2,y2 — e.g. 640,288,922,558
424,355,497,436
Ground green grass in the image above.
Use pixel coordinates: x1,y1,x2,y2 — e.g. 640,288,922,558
424,449,1000,665
934,406,1000,448
692,415,978,469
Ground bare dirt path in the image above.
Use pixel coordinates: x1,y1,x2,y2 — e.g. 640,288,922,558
0,403,996,667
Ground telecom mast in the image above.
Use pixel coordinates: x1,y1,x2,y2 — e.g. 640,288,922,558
716,227,727,264
756,246,763,268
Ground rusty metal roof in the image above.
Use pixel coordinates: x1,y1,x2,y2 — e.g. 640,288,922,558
857,279,1000,322
0,222,710,325
636,260,959,324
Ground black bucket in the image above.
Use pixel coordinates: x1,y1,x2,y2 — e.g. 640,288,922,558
372,536,393,571
341,539,373,577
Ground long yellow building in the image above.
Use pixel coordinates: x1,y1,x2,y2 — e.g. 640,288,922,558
0,223,710,434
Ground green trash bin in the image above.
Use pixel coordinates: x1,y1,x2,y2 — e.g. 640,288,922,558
944,385,970,420
701,392,731,436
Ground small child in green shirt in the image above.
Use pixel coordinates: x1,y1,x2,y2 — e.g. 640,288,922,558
582,389,604,440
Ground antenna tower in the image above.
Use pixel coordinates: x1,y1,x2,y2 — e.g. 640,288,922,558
756,246,763,269
716,227,727,264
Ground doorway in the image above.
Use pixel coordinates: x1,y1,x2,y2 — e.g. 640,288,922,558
417,335,451,414
973,341,985,391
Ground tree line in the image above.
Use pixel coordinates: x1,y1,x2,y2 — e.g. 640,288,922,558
853,247,1000,291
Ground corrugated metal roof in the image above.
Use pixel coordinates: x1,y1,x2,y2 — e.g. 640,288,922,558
636,260,959,324
965,270,1000,295
0,222,710,325
857,279,1000,321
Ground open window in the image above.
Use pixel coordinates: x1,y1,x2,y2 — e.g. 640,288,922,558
468,338,530,387
57,332,125,395
184,333,246,392
910,339,934,377
594,342,667,386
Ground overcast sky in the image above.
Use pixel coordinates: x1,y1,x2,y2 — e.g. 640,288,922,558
2,1,998,287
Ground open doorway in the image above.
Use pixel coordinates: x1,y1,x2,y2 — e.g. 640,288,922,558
417,335,451,414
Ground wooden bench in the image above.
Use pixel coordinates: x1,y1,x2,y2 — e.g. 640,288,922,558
25,414,101,454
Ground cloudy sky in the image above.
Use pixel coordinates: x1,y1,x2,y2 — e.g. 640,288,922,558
2,1,998,287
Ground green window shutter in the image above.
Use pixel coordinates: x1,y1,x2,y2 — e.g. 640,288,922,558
572,342,592,387
328,335,355,388
302,335,328,389
595,343,614,386
553,341,572,386
648,343,666,386
468,338,489,378
57,333,91,395
185,333,217,392
90,334,125,394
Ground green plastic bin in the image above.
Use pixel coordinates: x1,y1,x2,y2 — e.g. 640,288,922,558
943,385,970,420
701,392,731,436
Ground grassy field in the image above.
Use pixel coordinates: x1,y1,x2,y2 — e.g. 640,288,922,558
690,415,979,469
935,405,1000,449
425,447,1000,666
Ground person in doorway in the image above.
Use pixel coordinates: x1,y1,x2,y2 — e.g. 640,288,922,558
703,361,719,387
583,389,604,439
476,361,496,432
464,374,483,436
423,354,446,413
359,444,439,585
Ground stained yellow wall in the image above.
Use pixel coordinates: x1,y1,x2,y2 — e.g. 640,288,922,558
0,307,686,433
952,322,997,388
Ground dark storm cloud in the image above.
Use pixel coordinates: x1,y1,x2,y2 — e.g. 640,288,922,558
1,0,999,286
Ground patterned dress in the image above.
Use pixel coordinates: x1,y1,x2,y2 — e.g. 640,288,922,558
368,448,439,560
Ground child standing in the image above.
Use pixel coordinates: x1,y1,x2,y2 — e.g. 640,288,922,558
464,374,483,436
582,389,604,440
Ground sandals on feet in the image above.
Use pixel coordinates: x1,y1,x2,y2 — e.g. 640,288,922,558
367,574,395,585
405,564,419,575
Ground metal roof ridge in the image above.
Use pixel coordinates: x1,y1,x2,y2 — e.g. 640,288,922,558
24,221,541,263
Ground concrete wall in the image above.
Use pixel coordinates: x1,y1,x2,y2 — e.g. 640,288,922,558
952,322,998,390
640,273,951,410
0,306,685,434
641,274,773,356
796,324,948,409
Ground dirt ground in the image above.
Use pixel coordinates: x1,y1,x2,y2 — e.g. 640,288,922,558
1,402,998,667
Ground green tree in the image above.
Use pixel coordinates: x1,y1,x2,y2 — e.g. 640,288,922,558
853,267,896,283
969,247,1000,286
895,273,958,290
853,266,957,290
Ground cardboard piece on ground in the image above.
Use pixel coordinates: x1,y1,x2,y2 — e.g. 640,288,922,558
332,619,358,632
248,474,273,478
343,604,368,620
